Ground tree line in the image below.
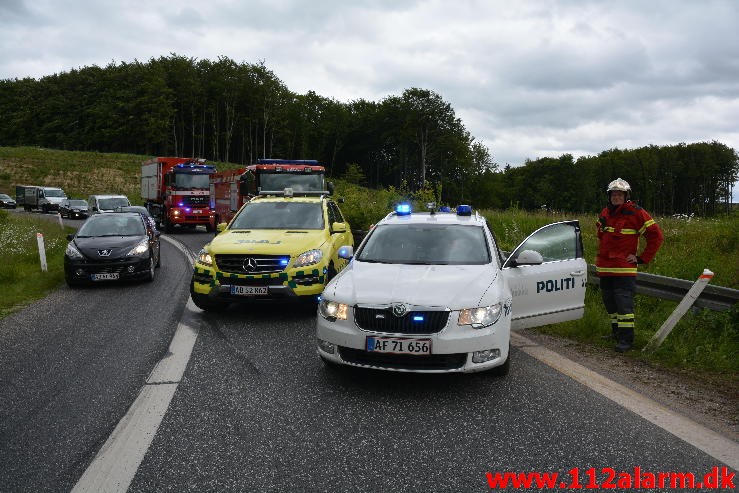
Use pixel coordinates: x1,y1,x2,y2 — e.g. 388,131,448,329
1,54,736,215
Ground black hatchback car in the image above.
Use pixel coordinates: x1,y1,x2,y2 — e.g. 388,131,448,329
64,212,161,287
59,198,90,219
0,193,16,209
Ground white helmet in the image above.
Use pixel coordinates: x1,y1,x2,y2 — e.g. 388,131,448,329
607,178,631,195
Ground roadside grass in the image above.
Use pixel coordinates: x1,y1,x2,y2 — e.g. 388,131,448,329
0,210,73,317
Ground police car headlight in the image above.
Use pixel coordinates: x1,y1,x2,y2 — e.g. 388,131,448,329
458,303,502,328
319,299,348,321
294,249,322,268
196,249,213,266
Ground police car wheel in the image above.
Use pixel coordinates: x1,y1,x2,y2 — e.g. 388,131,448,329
319,355,341,372
489,346,511,377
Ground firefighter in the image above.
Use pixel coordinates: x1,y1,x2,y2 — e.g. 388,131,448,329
596,178,664,352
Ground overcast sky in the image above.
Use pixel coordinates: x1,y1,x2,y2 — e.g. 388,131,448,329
2,0,738,199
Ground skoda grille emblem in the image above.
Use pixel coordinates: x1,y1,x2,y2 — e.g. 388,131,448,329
391,303,408,317
242,258,258,272
98,249,112,257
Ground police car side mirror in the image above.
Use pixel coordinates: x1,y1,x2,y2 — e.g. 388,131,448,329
512,249,543,267
338,245,354,260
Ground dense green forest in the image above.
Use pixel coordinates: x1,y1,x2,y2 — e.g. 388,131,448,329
1,54,736,215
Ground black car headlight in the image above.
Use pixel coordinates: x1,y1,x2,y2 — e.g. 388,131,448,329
126,239,149,257
65,243,83,259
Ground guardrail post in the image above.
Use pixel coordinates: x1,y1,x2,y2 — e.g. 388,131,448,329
36,232,48,272
642,269,714,352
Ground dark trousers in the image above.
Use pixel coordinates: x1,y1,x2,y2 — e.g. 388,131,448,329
600,276,636,344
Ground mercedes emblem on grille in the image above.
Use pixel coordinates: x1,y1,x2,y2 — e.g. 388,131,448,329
242,257,258,272
97,249,112,257
391,303,408,317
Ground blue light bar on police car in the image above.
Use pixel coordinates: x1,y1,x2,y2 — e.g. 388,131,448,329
456,205,472,216
396,203,412,215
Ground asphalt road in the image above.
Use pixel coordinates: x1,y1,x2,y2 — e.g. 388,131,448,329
0,215,734,492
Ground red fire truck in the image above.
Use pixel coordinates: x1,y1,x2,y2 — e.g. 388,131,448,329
141,157,217,232
209,159,332,226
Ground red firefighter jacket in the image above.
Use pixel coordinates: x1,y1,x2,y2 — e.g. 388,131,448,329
596,201,663,277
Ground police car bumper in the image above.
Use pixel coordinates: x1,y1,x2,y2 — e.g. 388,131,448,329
316,312,510,374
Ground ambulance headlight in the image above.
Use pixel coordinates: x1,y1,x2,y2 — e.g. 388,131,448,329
196,249,213,266
458,303,502,328
294,249,322,267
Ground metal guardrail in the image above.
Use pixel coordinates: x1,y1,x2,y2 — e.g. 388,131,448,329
587,264,739,311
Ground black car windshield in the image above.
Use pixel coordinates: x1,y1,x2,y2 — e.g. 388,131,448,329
230,201,324,230
68,200,87,207
77,215,145,237
357,224,491,265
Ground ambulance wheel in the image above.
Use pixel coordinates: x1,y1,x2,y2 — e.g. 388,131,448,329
190,282,228,311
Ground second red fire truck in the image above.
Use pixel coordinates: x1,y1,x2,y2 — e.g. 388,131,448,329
209,159,332,227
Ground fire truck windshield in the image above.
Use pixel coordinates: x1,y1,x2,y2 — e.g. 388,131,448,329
174,173,211,189
259,173,324,192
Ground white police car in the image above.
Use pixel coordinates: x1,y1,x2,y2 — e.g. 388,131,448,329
316,204,587,374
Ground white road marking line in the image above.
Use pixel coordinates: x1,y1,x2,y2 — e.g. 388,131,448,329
511,331,739,471
72,236,200,493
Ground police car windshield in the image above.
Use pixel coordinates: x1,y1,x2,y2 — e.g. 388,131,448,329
230,201,325,230
357,224,490,265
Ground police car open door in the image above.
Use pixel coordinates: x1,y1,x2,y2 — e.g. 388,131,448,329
502,221,587,330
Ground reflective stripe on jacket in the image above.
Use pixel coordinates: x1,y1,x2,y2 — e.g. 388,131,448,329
595,201,663,277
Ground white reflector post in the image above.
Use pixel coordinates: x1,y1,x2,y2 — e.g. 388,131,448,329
58,213,64,228
37,232,48,272
643,269,714,352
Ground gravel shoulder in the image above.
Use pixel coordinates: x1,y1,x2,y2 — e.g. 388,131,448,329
518,328,738,441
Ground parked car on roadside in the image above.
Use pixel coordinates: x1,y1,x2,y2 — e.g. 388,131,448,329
64,212,161,287
88,194,131,214
59,199,89,219
0,193,16,209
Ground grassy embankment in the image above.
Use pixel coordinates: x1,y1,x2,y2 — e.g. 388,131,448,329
1,146,737,377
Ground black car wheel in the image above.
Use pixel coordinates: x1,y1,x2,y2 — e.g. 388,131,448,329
145,255,155,282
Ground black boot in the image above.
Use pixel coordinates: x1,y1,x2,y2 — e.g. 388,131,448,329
615,327,633,352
